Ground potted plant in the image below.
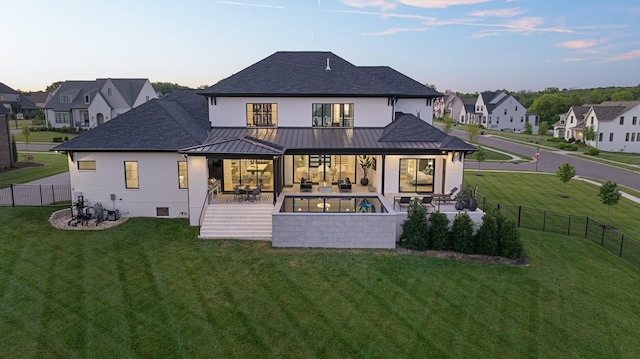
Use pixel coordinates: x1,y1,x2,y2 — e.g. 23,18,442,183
454,192,465,211
359,155,373,186
468,185,478,211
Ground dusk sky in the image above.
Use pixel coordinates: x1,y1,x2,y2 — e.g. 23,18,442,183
4,0,640,94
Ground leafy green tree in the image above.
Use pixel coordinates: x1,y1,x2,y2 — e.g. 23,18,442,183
528,94,570,125
598,181,621,227
610,90,635,101
584,125,596,142
538,121,549,135
46,81,63,92
465,123,481,143
474,145,487,172
523,121,533,135
588,89,604,104
556,163,576,195
152,82,190,96
442,114,453,134
22,126,31,155
400,199,428,250
451,212,474,254
428,211,450,250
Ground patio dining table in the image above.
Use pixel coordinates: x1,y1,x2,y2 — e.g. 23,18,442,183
239,185,258,201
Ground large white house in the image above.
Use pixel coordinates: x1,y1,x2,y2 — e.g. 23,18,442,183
55,52,476,248
556,101,640,152
44,78,157,128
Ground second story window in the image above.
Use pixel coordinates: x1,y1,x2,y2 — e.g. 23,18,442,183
247,103,277,127
60,95,71,103
620,116,624,125
312,103,354,127
84,94,90,104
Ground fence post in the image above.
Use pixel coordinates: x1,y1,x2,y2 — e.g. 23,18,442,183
52,185,56,206
601,224,606,246
517,206,522,227
619,235,624,257
10,184,15,207
585,217,589,238
39,185,44,206
568,214,571,236
543,210,546,232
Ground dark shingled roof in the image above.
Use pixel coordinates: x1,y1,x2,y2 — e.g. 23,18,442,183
182,113,475,156
105,78,149,107
53,89,209,152
0,83,19,94
199,51,441,98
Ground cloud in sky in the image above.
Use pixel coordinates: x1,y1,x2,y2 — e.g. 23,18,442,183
468,7,525,18
557,39,600,49
563,57,588,62
217,1,286,9
601,49,640,63
363,27,427,35
339,0,489,10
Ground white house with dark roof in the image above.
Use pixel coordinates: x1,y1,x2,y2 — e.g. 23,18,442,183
44,78,156,128
473,91,535,132
54,52,477,248
581,101,640,152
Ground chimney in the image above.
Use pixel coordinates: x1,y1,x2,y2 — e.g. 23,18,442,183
325,58,331,71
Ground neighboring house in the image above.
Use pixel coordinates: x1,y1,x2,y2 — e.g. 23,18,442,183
0,105,12,168
553,114,567,138
584,101,640,152
433,90,456,118
0,83,21,114
473,91,534,132
453,97,477,125
25,91,50,109
44,78,157,128
561,105,590,141
54,52,476,247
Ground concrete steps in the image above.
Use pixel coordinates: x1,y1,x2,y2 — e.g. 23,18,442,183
199,203,273,240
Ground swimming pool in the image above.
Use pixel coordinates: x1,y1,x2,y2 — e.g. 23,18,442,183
279,195,387,213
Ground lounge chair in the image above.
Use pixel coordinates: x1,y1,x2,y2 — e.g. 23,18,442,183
394,196,411,211
435,187,459,202
421,196,435,209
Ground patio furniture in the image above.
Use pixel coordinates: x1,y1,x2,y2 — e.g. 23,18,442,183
421,196,435,209
435,187,459,202
338,178,352,193
300,177,313,192
250,187,261,201
394,196,411,211
234,186,242,201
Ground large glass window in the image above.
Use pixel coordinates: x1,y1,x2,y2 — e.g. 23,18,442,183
124,161,139,189
55,112,69,124
77,160,96,170
294,155,355,183
178,161,188,189
399,158,435,193
222,159,273,192
312,103,354,127
247,103,277,127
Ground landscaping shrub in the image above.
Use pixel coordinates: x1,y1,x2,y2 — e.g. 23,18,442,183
451,212,474,254
400,199,428,250
475,216,499,256
587,147,600,156
498,219,523,259
11,135,18,163
427,211,450,250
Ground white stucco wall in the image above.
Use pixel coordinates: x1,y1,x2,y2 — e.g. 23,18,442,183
132,81,158,107
382,154,458,195
187,155,209,225
68,152,190,218
208,97,396,127
88,93,113,127
395,98,433,124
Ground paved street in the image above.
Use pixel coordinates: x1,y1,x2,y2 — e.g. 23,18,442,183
451,128,640,193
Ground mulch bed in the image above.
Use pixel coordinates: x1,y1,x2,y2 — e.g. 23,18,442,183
396,246,529,266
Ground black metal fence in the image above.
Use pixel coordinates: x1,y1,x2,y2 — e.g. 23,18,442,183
467,187,640,268
0,184,71,206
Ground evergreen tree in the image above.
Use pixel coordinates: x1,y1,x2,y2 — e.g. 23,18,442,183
475,216,499,256
428,211,450,250
498,219,523,259
400,199,428,250
11,135,18,164
451,213,474,254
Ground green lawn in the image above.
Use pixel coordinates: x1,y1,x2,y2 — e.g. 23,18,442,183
13,131,78,143
0,207,639,358
464,171,640,239
0,152,68,186
7,119,33,130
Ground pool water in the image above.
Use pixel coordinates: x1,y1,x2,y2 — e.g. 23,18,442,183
279,195,387,213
